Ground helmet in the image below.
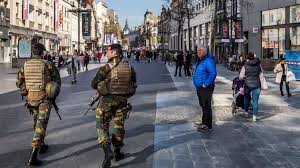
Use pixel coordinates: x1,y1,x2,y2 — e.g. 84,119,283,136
45,81,60,99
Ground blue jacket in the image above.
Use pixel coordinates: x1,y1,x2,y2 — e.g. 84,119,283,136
193,54,217,88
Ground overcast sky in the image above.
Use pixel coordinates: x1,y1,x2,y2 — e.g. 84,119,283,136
99,0,164,29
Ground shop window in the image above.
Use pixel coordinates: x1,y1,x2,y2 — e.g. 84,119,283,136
262,8,285,26
290,27,300,50
290,5,300,23
262,28,285,59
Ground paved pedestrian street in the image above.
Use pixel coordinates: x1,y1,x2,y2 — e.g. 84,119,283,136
0,60,299,168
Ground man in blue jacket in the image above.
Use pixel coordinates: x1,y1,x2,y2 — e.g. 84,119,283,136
193,45,217,131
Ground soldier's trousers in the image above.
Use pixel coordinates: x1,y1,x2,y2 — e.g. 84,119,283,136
28,100,51,148
96,96,127,148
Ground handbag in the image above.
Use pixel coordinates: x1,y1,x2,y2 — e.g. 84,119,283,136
286,70,296,82
259,65,268,90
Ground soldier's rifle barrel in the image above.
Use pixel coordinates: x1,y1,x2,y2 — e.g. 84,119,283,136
52,101,62,120
83,95,100,117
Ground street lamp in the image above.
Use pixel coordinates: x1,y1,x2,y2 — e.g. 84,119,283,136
68,0,91,53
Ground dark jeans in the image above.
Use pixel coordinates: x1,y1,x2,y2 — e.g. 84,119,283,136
184,63,191,76
197,87,214,129
175,63,182,76
280,76,290,95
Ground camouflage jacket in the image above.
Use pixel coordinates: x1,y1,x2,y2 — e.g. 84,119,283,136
16,55,61,103
91,57,137,97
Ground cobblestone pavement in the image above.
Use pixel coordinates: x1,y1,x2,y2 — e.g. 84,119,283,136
153,63,300,168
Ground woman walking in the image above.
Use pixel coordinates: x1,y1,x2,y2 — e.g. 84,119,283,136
239,52,262,122
274,58,292,97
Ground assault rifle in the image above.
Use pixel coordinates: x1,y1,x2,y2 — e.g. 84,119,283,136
51,100,62,120
83,95,100,117
124,103,132,119
24,99,62,120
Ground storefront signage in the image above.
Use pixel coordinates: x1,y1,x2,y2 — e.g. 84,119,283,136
253,27,259,33
19,40,31,58
222,21,229,39
234,21,242,39
22,0,29,20
82,13,91,39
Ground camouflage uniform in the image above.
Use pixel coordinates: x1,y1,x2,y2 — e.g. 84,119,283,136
91,57,136,148
16,55,61,148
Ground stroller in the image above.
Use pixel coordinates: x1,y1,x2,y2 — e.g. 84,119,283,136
231,77,246,114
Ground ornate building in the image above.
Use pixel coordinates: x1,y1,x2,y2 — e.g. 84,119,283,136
144,10,159,50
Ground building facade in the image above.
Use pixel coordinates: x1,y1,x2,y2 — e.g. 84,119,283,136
9,0,58,65
96,0,109,49
144,10,159,50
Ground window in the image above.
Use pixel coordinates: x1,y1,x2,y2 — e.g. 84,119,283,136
262,28,285,59
262,8,285,26
290,5,300,23
193,26,197,38
290,27,300,50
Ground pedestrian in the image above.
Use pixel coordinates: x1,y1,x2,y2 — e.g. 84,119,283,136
274,57,292,97
146,49,152,63
84,52,90,71
79,52,85,71
90,44,137,168
66,50,77,84
98,50,103,63
184,50,192,76
193,45,217,131
164,51,171,65
239,52,262,122
16,43,61,166
135,50,140,62
174,51,184,77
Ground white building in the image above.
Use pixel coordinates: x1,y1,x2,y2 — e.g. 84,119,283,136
96,0,108,49
8,0,58,65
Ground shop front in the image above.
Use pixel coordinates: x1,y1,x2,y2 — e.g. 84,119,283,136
10,25,58,68
260,6,300,69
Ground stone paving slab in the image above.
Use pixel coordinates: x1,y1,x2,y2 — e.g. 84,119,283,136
153,64,300,168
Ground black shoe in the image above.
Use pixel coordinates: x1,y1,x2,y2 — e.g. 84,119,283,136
39,144,49,154
101,143,114,168
28,148,42,166
281,93,285,96
197,125,211,131
174,74,177,77
114,148,125,161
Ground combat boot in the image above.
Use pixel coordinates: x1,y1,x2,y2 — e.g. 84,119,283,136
39,144,49,154
27,148,42,166
114,148,125,161
101,143,114,168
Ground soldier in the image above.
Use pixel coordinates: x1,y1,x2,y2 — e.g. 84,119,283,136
16,43,61,166
91,44,137,168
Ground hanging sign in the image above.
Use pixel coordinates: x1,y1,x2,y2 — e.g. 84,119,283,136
82,13,91,40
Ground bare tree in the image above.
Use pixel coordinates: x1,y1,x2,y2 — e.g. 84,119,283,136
163,0,186,50
163,0,254,57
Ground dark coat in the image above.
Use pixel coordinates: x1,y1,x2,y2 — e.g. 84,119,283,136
244,58,262,88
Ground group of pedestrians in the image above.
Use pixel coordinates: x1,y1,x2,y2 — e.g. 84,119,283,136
164,50,193,77
192,44,295,130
